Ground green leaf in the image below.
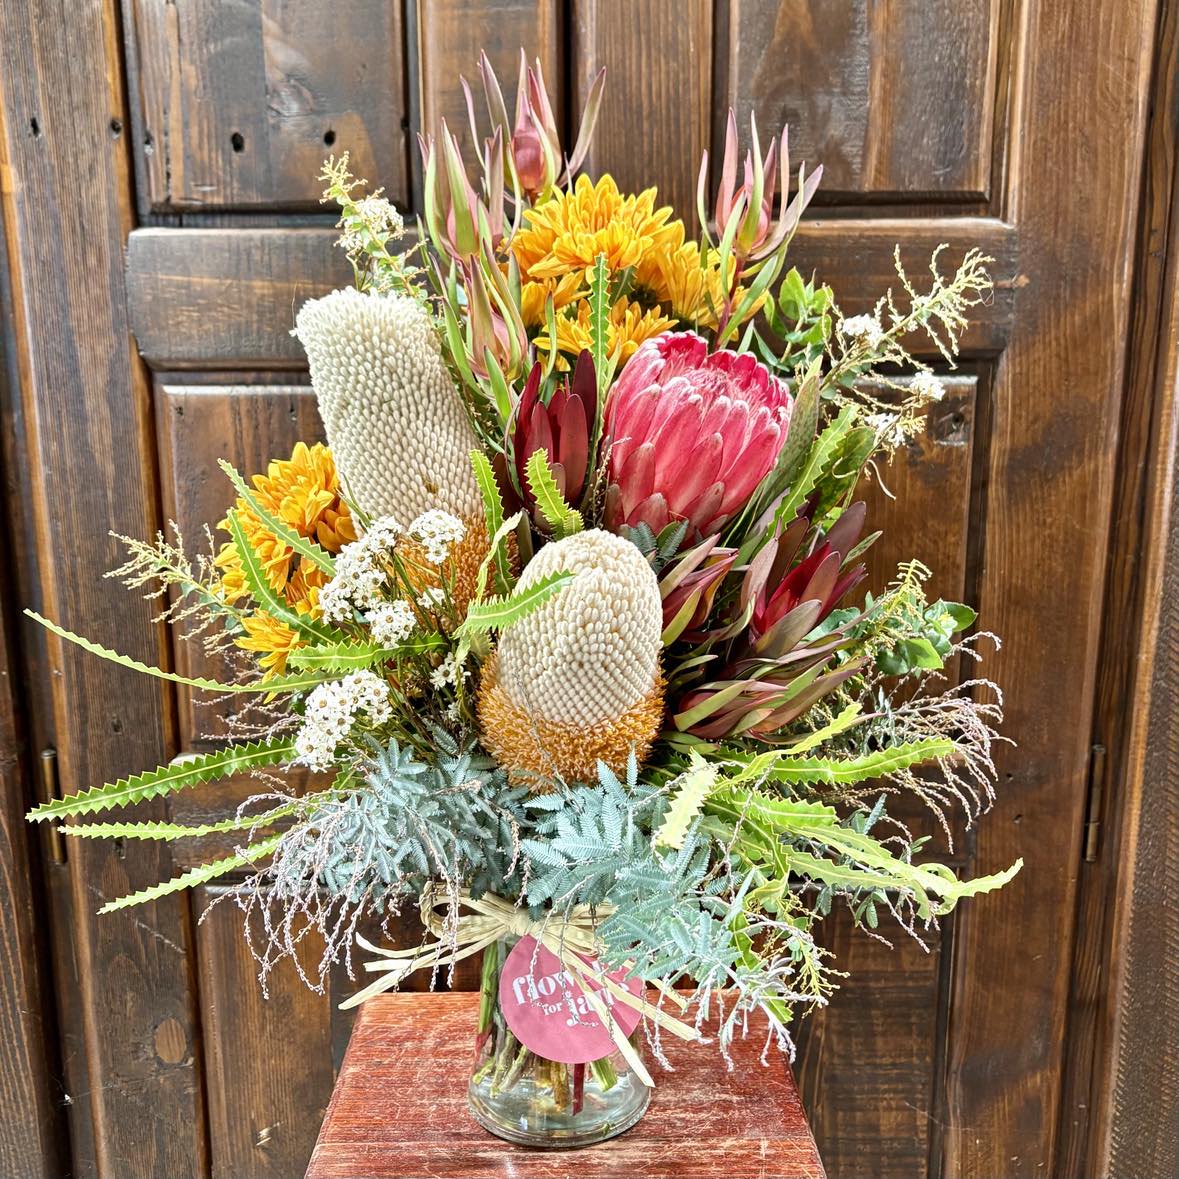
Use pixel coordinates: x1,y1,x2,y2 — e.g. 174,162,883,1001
763,738,956,786
27,610,333,695
26,739,297,821
876,637,946,677
470,450,514,596
218,459,335,575
97,833,285,914
525,449,584,538
589,253,610,397
654,759,717,850
456,570,574,636
812,426,876,522
783,848,898,894
780,702,864,756
473,511,524,605
941,601,978,632
61,803,302,841
285,640,405,672
225,509,337,642
778,267,808,319
772,360,822,496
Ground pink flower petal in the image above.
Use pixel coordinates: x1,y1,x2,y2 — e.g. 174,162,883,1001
666,433,724,515
616,442,657,515
630,492,670,533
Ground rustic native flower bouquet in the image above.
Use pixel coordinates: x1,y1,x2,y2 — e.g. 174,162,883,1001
29,55,1021,1147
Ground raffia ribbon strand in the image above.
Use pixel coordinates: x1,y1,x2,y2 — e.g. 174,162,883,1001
342,886,700,1087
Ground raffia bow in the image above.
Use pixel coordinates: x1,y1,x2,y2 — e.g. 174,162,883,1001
342,885,700,1087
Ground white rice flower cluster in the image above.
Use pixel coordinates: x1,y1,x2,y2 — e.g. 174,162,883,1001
495,530,663,727
417,586,446,609
294,288,482,524
840,314,886,351
429,652,467,691
368,600,416,646
410,510,466,565
295,671,393,770
338,197,403,253
318,517,403,624
909,371,946,403
865,412,909,450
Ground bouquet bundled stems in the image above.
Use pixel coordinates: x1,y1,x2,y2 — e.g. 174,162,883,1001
26,49,1020,1088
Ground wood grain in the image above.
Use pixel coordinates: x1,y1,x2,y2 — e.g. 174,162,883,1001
859,376,977,602
942,1,1160,1175
1079,0,1179,1171
717,0,1000,201
0,506,62,1174
196,885,335,1179
795,911,948,1179
0,1,207,1174
125,220,1018,369
124,0,409,211
572,0,712,219
416,0,561,161
307,991,825,1179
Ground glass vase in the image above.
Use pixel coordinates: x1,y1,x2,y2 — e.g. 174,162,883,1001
467,934,651,1147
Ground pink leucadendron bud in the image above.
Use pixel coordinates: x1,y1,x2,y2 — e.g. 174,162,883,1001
697,110,823,263
471,50,605,204
604,332,793,538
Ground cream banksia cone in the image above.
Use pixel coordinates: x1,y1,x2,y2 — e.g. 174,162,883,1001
478,530,664,785
295,288,489,611
295,288,482,524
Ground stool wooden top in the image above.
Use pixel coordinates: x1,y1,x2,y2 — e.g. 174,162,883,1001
306,992,825,1179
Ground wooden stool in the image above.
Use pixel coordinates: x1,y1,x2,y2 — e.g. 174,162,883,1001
307,993,825,1179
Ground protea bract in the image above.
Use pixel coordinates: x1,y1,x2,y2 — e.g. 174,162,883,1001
604,332,792,538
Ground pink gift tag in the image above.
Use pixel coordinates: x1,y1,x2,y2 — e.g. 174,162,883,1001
499,934,643,1064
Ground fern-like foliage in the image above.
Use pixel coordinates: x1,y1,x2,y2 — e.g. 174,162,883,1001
525,449,583,538
26,610,331,694
98,832,285,914
469,450,514,596
522,757,834,1054
267,730,529,910
456,570,574,637
27,739,297,822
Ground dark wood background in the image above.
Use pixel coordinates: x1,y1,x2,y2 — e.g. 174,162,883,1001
0,2,1175,1177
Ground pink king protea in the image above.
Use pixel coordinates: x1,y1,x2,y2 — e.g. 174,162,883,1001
603,332,793,537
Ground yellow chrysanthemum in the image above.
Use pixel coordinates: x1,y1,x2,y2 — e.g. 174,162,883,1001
214,441,355,607
235,607,307,678
511,174,682,283
633,238,722,327
518,272,585,329
536,296,675,365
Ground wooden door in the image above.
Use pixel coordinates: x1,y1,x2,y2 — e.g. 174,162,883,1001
0,1,1163,1176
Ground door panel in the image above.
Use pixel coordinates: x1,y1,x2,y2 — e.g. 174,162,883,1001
125,0,410,211
155,381,323,746
0,1,1152,1175
718,0,1002,202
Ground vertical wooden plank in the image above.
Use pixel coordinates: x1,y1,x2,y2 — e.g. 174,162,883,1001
943,1,1159,1175
571,0,712,219
196,886,335,1179
126,0,408,211
0,2,207,1175
0,536,63,1175
1076,2,1179,1171
416,0,561,157
795,913,948,1179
